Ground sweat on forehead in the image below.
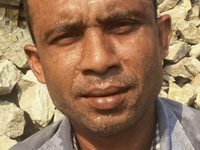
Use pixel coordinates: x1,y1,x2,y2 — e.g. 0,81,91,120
25,0,157,44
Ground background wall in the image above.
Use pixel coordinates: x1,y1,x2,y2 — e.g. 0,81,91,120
0,0,27,28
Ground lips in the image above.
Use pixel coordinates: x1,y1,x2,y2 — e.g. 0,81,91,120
81,85,129,110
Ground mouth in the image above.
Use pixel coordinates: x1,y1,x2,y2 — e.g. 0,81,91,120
81,85,130,110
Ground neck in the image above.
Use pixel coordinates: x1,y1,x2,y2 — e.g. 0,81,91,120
72,103,156,150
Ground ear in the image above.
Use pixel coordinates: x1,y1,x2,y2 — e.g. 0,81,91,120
157,14,172,59
24,45,46,84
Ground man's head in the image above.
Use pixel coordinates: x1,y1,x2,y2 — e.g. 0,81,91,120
24,0,171,134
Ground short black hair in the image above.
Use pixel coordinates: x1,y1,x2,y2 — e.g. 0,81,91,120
25,0,157,45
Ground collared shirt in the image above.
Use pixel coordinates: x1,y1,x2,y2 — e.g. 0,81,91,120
150,124,160,150
72,124,160,150
10,97,200,150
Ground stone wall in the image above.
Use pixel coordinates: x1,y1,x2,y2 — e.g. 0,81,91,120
0,0,20,26
0,0,27,29
1,0,200,149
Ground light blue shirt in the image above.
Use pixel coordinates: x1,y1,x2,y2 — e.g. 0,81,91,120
10,98,200,150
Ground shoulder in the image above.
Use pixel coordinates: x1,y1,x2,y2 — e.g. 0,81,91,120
9,117,71,150
157,97,200,119
156,97,200,149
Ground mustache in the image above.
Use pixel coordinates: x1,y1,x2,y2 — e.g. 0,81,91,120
71,74,137,98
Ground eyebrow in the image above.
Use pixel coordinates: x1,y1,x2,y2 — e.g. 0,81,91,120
97,9,147,24
44,20,84,42
44,9,147,42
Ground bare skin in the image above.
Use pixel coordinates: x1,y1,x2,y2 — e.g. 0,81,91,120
25,0,171,149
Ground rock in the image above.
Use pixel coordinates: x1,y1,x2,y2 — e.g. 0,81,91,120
53,109,64,122
189,43,200,58
163,74,175,83
165,42,191,63
191,0,200,5
165,57,200,80
161,6,188,20
168,81,195,105
191,74,200,92
157,0,164,6
0,60,22,95
158,0,179,13
0,17,33,68
188,19,200,27
194,87,200,109
0,17,17,33
159,89,168,98
17,71,55,128
186,5,200,26
0,101,26,138
0,135,17,150
177,0,192,12
186,5,200,21
176,19,200,44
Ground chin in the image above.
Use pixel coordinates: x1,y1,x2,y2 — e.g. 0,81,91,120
72,105,147,135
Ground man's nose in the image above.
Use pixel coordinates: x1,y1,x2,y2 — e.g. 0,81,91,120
79,28,121,75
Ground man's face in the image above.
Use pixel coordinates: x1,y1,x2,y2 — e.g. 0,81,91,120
27,0,170,134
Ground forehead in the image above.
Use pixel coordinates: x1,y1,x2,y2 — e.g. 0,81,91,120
29,0,154,23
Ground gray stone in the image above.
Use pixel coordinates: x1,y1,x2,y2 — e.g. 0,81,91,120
159,89,168,98
157,0,164,5
186,5,200,26
188,19,200,27
0,135,17,150
194,87,200,109
186,5,200,21
0,17,33,68
53,109,64,122
176,19,200,44
164,57,200,80
191,74,200,92
158,0,179,13
163,74,175,83
165,42,191,63
191,0,200,5
168,81,195,106
177,0,192,12
189,43,200,58
18,71,55,127
0,101,25,138
0,17,17,33
161,6,188,20
0,60,22,95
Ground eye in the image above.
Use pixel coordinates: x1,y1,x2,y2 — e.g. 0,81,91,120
51,31,82,46
106,20,138,35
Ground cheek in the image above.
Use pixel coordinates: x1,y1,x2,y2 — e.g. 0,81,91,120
39,47,82,98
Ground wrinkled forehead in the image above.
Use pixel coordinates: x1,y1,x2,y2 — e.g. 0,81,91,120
28,0,155,24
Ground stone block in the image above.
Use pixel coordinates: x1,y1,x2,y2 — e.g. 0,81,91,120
189,43,200,58
53,109,64,122
186,5,200,21
165,42,191,63
161,6,188,20
0,17,33,68
0,135,17,150
194,87,200,109
158,0,179,13
168,81,195,105
164,57,200,80
0,101,26,138
0,60,22,95
0,7,6,17
176,19,200,44
18,71,55,128
5,8,19,25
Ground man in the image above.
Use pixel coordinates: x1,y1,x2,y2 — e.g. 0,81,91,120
10,0,200,149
